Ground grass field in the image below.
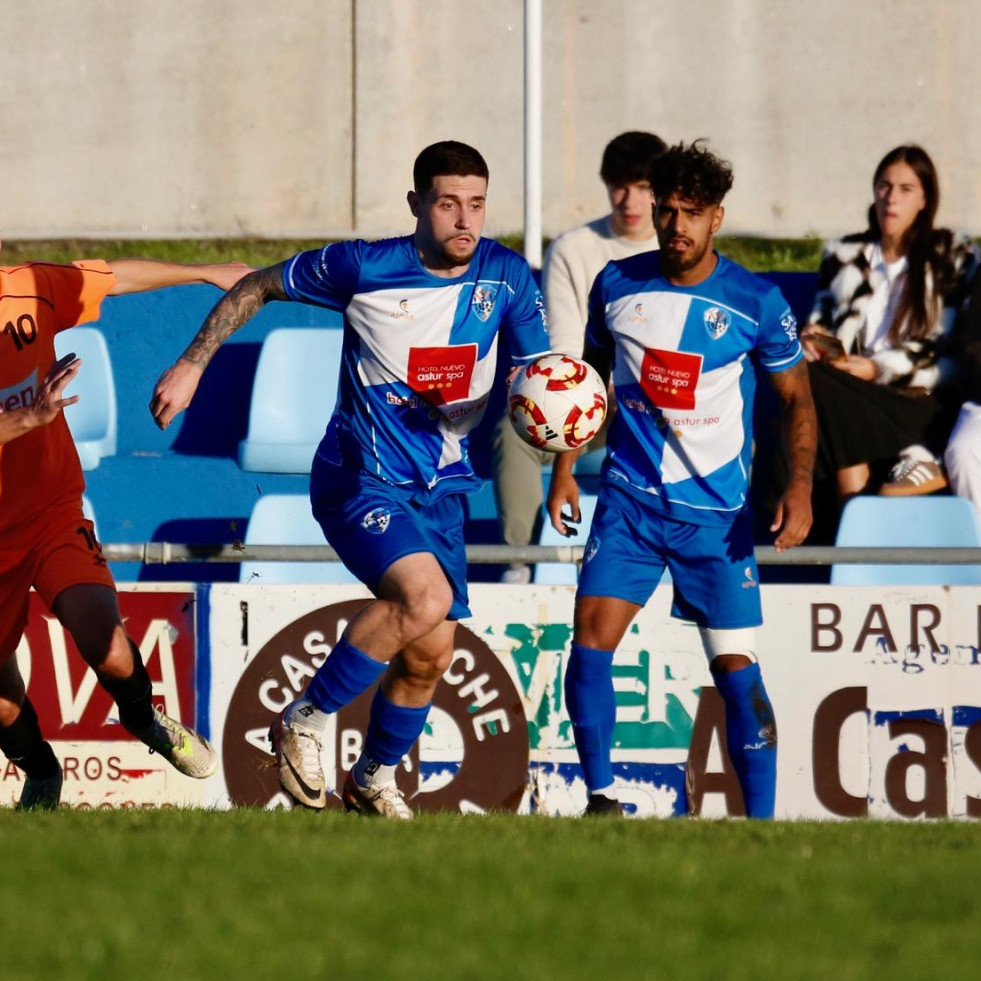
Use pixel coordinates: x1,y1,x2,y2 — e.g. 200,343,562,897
3,810,979,981
1,235,827,273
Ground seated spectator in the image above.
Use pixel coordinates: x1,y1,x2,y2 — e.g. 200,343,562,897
800,144,979,506
944,269,981,522
493,130,666,583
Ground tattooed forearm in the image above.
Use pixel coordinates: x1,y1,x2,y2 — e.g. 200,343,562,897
772,361,817,485
180,264,289,368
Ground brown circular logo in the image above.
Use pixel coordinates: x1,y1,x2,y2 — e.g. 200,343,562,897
222,600,529,812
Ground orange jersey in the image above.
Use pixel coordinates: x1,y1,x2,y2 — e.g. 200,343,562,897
0,261,116,535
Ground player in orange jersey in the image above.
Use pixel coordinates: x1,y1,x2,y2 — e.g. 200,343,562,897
0,250,250,808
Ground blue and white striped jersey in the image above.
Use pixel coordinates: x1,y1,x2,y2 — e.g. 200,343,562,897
586,251,802,524
283,236,549,501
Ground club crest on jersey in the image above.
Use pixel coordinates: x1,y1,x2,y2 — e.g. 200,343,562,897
471,285,498,322
704,307,730,340
361,507,392,535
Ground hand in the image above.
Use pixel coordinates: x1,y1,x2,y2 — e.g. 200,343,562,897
207,263,254,292
150,359,203,430
830,355,877,381
546,466,582,537
799,330,823,363
770,480,813,552
30,353,82,428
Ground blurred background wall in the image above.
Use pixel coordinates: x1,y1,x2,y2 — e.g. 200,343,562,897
2,0,979,241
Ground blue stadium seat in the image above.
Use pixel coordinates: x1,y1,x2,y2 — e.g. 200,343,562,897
238,328,343,473
54,327,117,470
831,496,981,585
240,494,358,585
534,493,599,585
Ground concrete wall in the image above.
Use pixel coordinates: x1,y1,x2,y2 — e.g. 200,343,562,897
2,0,979,241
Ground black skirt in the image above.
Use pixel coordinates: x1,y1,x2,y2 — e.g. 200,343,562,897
808,361,955,479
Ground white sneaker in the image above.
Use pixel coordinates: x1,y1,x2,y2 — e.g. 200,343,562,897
500,564,532,585
131,707,218,779
269,712,327,809
342,771,414,820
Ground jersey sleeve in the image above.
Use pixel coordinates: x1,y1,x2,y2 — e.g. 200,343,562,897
755,286,803,373
584,264,614,354
39,260,116,332
281,240,362,311
502,257,551,364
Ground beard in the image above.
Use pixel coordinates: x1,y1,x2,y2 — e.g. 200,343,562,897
659,237,710,278
439,235,478,267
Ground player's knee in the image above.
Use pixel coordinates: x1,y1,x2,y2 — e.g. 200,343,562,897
399,581,453,639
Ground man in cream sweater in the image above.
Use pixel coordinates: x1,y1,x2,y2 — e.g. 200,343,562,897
493,131,666,582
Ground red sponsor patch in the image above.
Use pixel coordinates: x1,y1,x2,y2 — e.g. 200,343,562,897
407,344,477,406
640,348,703,410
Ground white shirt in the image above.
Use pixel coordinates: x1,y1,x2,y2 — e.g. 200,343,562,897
860,243,909,354
542,215,657,356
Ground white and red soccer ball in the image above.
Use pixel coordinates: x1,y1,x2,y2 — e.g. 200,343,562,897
508,354,607,452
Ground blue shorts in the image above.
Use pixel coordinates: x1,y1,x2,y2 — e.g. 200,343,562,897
577,483,762,629
310,461,471,620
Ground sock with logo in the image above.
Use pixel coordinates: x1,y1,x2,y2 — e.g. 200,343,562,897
564,643,616,794
0,698,61,779
712,661,777,818
363,689,431,768
304,635,387,716
99,641,155,733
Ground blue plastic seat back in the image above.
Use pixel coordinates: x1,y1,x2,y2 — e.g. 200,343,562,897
238,328,343,473
54,327,117,470
240,493,358,585
831,496,981,585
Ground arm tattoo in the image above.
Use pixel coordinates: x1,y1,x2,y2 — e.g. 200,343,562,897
180,265,288,368
771,362,817,485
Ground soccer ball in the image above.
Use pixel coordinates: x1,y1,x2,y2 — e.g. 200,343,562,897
508,354,607,452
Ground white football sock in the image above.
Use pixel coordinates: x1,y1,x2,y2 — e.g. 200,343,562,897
284,696,329,734
353,754,398,788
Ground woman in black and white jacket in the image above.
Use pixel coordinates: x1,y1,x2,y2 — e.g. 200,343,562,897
801,144,979,501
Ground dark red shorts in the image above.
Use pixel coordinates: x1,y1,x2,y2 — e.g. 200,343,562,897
0,500,115,661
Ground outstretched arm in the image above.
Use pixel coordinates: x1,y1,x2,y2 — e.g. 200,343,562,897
767,360,817,551
150,263,288,430
108,258,253,295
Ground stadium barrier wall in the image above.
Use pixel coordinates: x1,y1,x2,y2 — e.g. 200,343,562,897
6,582,980,819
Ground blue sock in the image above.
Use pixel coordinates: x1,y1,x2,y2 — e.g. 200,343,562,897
305,636,387,714
364,689,431,766
564,643,616,794
713,662,777,819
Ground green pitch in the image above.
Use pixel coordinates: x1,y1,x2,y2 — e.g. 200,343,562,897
2,811,979,981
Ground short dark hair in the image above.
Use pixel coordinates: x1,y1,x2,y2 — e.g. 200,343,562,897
652,140,733,207
599,131,667,186
413,141,489,195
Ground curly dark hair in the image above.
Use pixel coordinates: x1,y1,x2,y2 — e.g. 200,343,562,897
651,140,733,207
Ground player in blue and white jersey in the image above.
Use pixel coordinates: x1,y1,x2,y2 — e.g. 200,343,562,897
547,141,816,818
152,141,549,817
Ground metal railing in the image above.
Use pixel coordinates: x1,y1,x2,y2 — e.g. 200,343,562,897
101,543,981,567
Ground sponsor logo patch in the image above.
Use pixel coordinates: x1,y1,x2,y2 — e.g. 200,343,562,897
639,348,703,411
780,309,799,342
407,344,477,406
